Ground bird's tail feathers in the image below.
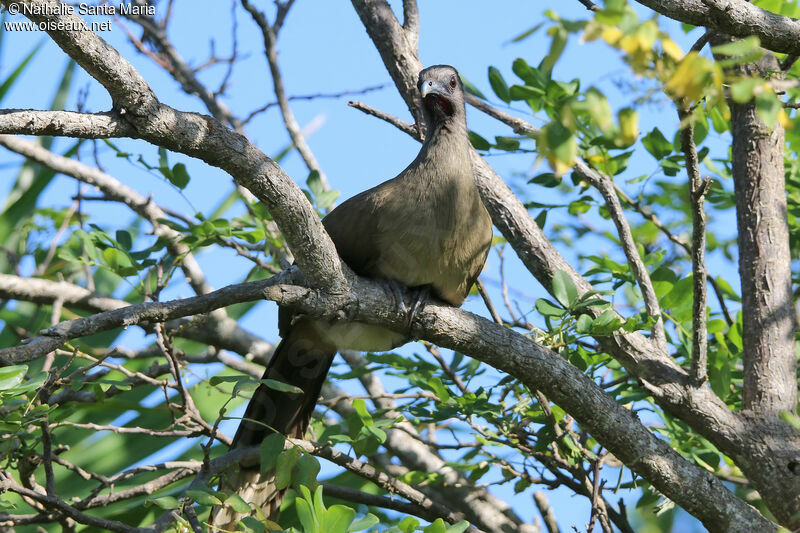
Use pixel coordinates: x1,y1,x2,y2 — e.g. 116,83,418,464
209,320,336,530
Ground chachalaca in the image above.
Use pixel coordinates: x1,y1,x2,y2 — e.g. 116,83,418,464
210,64,493,528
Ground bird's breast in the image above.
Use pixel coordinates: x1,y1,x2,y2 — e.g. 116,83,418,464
374,171,491,305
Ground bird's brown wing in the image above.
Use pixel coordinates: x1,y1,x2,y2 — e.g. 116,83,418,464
322,185,389,278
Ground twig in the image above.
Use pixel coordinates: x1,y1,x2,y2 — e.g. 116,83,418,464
321,482,438,522
242,84,389,124
465,94,537,135
678,106,709,385
476,278,503,325
575,0,600,11
691,30,715,52
613,185,733,326
0,473,146,533
576,161,667,351
240,0,331,189
347,100,419,139
0,271,295,364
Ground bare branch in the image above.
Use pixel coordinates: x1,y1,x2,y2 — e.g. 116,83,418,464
678,107,709,385
476,278,503,325
240,0,330,188
576,162,667,350
0,473,148,533
0,109,131,138
347,100,419,139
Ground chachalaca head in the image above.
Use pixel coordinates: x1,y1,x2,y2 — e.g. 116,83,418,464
418,65,466,130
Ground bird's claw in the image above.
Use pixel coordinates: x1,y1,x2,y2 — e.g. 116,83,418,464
382,279,408,316
406,286,430,328
381,281,429,328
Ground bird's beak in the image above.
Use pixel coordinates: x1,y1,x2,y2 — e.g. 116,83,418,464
420,80,443,99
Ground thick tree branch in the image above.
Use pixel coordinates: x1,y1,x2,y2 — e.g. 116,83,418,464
633,0,800,55
0,109,132,138
345,1,796,529
1,265,776,531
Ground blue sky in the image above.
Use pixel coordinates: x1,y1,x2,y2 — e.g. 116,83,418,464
0,1,737,531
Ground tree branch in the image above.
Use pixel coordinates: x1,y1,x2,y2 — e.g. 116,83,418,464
632,0,800,55
677,107,709,385
240,0,331,188
1,263,777,531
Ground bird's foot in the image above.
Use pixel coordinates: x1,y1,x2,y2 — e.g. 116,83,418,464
381,279,408,316
406,286,430,328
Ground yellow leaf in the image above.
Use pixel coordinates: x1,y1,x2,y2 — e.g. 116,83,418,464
779,109,793,129
664,52,713,102
601,26,623,46
618,108,639,145
661,38,684,61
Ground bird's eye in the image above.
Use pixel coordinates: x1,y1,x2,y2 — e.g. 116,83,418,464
449,76,457,88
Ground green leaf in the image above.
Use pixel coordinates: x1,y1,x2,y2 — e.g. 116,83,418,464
642,128,672,160
186,488,221,506
0,365,27,391
540,26,568,75
730,79,759,104
534,210,547,230
780,411,800,431
552,269,579,308
399,517,420,533
307,170,324,197
115,230,132,251
322,505,357,533
316,190,340,210
494,136,521,151
259,433,286,473
275,446,302,490
509,84,546,103
428,377,452,403
348,514,379,532
468,131,491,151
261,378,303,394
507,22,544,43
536,298,565,317
445,521,471,533
711,36,760,56
424,518,448,533
146,496,180,510
226,493,252,514
295,494,317,533
352,398,374,426
459,76,487,100
755,90,781,127
0,41,43,104
102,247,135,275
576,314,593,333
488,66,510,103
170,163,190,189
293,453,321,490
240,516,267,533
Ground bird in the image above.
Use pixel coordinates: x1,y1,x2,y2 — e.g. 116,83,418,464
210,64,493,529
